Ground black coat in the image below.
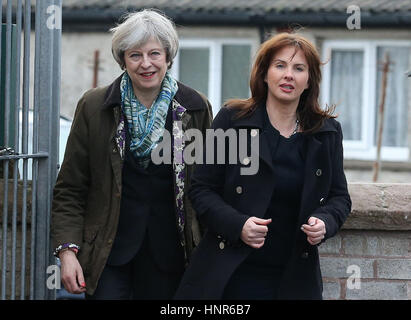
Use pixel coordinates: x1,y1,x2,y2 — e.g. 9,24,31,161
174,105,351,300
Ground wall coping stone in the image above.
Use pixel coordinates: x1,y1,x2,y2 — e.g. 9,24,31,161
1,180,410,230
343,183,411,231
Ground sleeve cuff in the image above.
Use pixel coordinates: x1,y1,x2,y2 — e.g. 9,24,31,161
53,243,80,257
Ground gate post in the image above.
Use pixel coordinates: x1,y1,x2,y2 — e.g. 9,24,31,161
32,0,61,300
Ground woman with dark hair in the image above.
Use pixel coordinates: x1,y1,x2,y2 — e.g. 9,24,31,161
175,33,351,300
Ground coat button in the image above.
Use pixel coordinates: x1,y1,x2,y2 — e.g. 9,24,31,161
219,241,225,250
250,129,258,137
236,186,243,194
242,157,250,165
316,169,322,176
301,251,309,259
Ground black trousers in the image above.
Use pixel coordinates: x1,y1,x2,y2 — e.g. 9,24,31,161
86,236,184,300
222,261,284,300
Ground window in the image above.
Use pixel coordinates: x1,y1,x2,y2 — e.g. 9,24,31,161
171,39,258,117
322,40,411,161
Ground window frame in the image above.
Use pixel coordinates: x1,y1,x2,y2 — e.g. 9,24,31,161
321,39,411,161
171,38,258,117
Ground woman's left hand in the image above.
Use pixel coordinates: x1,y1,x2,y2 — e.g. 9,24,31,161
301,217,326,245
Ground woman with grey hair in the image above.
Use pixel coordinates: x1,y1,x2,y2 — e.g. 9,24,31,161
51,9,213,299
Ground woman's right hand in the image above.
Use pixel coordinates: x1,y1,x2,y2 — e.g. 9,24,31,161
59,250,87,294
241,217,272,248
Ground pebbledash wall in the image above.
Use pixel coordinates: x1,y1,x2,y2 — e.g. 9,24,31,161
0,181,410,299
319,183,411,300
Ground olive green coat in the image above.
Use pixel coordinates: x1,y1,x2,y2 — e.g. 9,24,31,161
51,75,213,295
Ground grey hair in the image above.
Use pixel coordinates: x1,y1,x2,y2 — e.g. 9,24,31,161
110,9,179,69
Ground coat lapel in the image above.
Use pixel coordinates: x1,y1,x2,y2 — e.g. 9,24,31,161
257,130,275,173
110,106,123,191
233,106,275,173
102,74,125,192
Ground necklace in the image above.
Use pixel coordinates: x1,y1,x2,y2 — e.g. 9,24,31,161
289,119,299,137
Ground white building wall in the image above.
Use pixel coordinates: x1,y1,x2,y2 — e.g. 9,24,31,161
57,26,411,183
61,32,121,119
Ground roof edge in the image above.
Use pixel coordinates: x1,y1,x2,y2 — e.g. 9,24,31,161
61,9,411,28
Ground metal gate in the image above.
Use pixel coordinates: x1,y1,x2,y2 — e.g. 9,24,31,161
1,0,61,300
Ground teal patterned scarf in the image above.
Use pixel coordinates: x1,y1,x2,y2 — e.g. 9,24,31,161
120,71,178,168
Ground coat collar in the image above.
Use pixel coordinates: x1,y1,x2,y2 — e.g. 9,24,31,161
315,118,338,134
231,104,337,135
101,74,123,109
101,72,206,112
231,105,265,129
234,104,337,174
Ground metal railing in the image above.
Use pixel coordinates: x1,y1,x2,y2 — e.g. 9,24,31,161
0,0,61,300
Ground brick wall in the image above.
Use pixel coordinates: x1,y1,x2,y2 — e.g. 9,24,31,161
319,183,411,300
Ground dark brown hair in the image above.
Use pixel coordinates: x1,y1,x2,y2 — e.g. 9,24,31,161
226,32,335,133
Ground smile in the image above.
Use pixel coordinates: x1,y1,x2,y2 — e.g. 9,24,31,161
140,72,156,79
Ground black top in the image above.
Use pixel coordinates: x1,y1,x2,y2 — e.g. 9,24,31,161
244,106,306,268
107,106,185,272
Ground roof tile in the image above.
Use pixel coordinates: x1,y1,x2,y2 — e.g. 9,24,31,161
61,0,411,13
